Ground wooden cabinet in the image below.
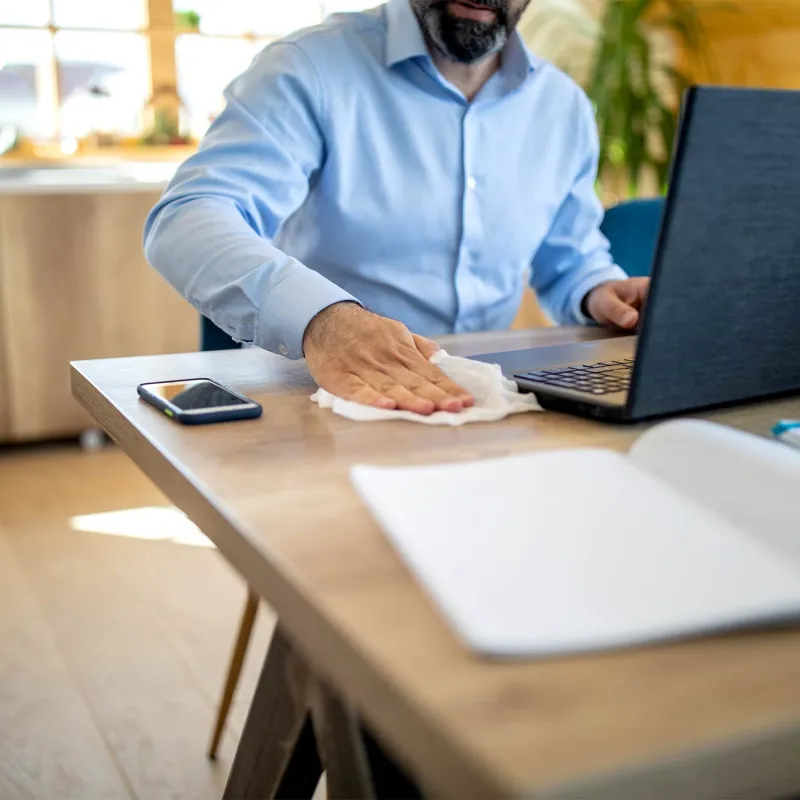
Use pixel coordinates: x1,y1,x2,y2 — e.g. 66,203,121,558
0,190,198,442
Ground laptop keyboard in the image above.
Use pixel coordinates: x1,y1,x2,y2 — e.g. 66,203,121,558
515,359,634,395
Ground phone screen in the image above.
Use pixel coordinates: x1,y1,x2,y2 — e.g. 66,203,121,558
146,380,251,411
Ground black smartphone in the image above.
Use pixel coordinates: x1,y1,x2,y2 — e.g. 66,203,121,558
137,379,262,425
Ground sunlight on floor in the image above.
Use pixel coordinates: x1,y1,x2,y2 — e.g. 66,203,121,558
69,506,215,548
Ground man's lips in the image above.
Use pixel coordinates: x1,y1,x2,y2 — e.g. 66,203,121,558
446,0,497,23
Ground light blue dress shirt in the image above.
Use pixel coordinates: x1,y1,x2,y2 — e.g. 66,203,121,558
144,0,626,359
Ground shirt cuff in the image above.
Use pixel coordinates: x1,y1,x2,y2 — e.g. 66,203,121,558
568,264,628,325
257,267,359,359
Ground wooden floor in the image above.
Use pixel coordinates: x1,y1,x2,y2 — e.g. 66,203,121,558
0,442,277,800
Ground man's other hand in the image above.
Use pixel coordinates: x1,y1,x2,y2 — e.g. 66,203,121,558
585,277,650,330
303,303,474,415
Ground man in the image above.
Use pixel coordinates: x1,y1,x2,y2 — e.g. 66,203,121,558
144,0,649,416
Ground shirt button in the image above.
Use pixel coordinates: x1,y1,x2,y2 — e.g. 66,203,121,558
278,343,289,356
467,176,477,190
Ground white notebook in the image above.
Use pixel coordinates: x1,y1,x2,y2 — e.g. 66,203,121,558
351,420,800,657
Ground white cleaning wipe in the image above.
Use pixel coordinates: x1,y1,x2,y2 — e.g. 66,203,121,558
310,350,541,426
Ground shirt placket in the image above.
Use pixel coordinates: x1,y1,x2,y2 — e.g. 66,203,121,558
454,105,484,333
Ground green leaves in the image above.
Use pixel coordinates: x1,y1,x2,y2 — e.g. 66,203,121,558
520,0,728,195
585,0,709,196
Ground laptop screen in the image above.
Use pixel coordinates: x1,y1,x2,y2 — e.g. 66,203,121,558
630,87,800,418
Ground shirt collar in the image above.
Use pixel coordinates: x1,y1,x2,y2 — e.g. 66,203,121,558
385,0,430,67
384,0,543,83
504,27,542,85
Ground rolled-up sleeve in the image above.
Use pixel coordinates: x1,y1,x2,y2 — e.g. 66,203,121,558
143,41,357,359
529,94,627,325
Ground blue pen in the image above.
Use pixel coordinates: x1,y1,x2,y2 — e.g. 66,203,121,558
772,419,800,449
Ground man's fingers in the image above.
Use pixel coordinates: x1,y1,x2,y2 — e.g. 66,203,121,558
407,358,475,407
617,277,649,306
340,376,397,410
378,382,437,415
355,369,434,415
418,365,474,407
385,366,465,412
340,371,442,416
431,371,474,406
600,292,639,329
412,333,440,360
403,344,475,407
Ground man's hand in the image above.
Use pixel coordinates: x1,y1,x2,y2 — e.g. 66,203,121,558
303,303,474,415
584,277,650,330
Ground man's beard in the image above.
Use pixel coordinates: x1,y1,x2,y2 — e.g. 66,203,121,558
417,1,518,65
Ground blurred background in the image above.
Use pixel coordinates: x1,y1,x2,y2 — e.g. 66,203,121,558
0,0,376,155
0,0,799,448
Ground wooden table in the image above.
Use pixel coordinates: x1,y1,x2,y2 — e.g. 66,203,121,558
71,327,800,800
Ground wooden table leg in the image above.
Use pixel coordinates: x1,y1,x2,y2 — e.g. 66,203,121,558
223,624,420,800
309,680,374,800
223,626,316,800
209,588,260,760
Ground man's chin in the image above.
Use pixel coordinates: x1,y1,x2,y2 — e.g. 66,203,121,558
438,33,507,65
426,10,507,64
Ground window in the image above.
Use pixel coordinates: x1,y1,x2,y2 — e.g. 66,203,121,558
172,0,323,37
51,0,147,30
1,1,51,27
0,29,56,139
175,35,261,139
173,0,377,139
56,31,150,139
0,0,377,147
0,0,149,144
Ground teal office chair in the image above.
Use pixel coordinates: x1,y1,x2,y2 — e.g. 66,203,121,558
600,197,665,277
201,315,240,352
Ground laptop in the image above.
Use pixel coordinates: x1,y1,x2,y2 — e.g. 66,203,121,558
477,86,800,422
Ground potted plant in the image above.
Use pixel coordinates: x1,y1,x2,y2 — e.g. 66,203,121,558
521,0,715,196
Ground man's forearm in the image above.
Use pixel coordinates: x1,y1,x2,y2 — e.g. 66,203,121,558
144,195,356,358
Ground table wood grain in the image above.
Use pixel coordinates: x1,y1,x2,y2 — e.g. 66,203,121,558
71,328,800,799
